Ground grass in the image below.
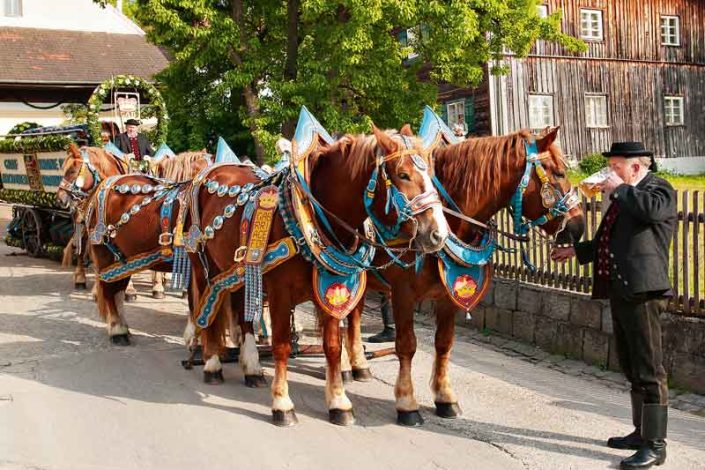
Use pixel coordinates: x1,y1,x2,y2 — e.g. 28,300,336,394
568,170,705,193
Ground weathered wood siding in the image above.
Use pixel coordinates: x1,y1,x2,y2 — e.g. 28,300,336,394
506,59,705,158
502,0,705,158
438,72,492,137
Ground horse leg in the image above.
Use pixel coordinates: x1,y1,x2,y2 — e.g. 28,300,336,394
392,285,423,426
230,292,267,388
201,308,226,384
152,271,165,299
96,278,131,346
322,311,355,426
74,259,87,290
431,298,462,419
340,325,353,383
346,303,372,381
269,295,297,426
125,278,138,302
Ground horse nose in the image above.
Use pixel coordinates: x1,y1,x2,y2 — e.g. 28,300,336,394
430,229,444,246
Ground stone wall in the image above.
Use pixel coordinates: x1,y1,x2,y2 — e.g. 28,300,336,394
452,279,705,394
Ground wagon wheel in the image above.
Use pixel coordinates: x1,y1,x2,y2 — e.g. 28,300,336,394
20,208,43,257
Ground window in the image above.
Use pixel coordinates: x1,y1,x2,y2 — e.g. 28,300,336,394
580,9,603,40
537,5,548,18
585,95,608,128
528,94,554,129
660,16,680,46
446,100,465,129
399,28,418,60
664,96,684,126
3,0,22,17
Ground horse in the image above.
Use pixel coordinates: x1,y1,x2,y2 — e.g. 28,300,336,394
187,125,448,426
57,145,209,299
81,151,211,345
341,126,586,426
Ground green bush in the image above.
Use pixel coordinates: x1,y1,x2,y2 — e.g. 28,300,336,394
578,153,607,175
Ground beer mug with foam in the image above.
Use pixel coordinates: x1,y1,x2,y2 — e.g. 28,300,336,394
579,167,614,198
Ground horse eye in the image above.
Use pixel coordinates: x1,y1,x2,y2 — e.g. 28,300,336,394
554,172,566,179
398,173,411,181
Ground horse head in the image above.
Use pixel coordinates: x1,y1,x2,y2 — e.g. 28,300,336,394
56,144,99,208
517,127,585,246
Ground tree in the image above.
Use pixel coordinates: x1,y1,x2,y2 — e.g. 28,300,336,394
97,0,583,164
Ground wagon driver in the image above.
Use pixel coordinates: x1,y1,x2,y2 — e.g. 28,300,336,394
551,142,676,470
113,118,154,163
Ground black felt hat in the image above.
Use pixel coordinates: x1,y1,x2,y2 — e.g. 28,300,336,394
124,118,141,126
603,141,656,171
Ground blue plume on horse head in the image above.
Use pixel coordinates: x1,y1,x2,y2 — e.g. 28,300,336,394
103,141,125,158
418,105,459,150
294,105,334,152
215,137,240,164
152,142,176,162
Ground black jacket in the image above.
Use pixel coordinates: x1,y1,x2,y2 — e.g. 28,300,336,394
113,133,154,159
574,172,677,300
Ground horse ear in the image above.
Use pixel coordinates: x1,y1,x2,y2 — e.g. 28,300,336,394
538,126,560,150
400,124,413,136
372,124,397,153
68,143,81,159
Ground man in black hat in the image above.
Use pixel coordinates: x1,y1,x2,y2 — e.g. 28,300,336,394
551,142,676,469
113,119,154,161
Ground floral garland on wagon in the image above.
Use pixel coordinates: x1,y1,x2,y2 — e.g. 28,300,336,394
86,75,169,145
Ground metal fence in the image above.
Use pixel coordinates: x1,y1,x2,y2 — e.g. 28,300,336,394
492,191,704,317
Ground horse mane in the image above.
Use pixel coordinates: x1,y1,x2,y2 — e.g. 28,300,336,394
434,130,532,207
314,130,403,179
62,146,124,177
157,151,209,181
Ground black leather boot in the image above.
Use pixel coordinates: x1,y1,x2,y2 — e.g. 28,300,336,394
366,327,395,343
620,404,667,469
608,392,645,450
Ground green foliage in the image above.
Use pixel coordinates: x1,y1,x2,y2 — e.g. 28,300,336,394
5,122,40,137
61,104,89,126
578,153,608,175
86,74,169,144
103,0,584,163
0,189,60,208
0,136,72,153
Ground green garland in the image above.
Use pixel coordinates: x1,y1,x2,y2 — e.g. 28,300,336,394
0,135,72,153
86,74,169,145
5,121,40,136
3,234,66,262
0,189,60,208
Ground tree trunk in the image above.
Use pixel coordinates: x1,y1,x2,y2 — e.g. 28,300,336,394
229,0,265,164
281,0,300,139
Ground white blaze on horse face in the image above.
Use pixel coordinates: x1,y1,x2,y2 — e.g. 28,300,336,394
415,158,449,240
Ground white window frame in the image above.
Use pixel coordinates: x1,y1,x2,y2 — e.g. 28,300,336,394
528,94,554,130
580,9,603,41
660,16,680,46
3,0,22,17
446,100,466,130
664,96,684,126
585,95,609,128
537,5,549,18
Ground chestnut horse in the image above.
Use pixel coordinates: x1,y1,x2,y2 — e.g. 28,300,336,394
340,127,586,425
82,152,211,344
188,127,448,426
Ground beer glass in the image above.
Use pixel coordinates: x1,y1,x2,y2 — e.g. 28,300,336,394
579,168,613,198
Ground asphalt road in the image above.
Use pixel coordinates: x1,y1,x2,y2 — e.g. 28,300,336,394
1,204,704,470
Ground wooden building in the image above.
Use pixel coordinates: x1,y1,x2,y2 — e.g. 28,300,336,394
439,0,705,160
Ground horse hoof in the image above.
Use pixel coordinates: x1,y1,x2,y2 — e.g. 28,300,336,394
397,410,424,427
203,370,224,384
435,402,462,419
245,374,267,388
152,291,165,300
125,293,138,302
352,368,373,382
341,370,354,384
110,334,130,346
74,282,87,290
329,409,355,426
272,409,298,427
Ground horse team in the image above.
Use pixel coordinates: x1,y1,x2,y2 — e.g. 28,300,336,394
56,109,585,427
